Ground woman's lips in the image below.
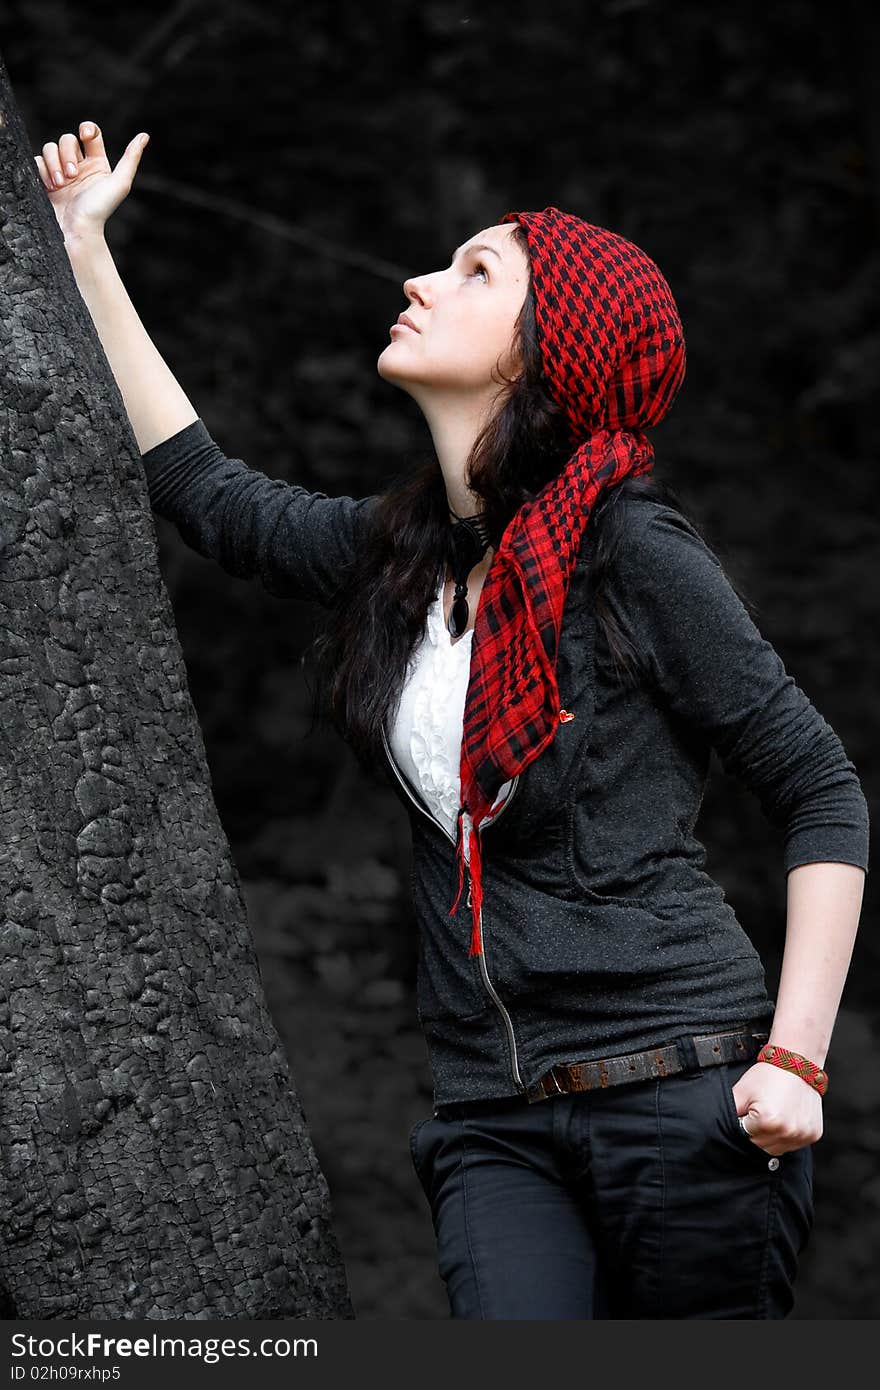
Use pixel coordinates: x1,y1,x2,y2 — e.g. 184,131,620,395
390,321,418,334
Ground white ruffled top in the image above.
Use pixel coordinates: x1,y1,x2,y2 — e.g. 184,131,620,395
386,578,513,839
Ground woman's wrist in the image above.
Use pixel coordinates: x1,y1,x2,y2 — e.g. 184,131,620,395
64,227,110,273
767,1039,827,1069
767,1011,830,1070
758,1042,829,1095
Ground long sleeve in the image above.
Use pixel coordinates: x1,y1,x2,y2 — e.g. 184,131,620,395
613,502,870,876
140,419,380,607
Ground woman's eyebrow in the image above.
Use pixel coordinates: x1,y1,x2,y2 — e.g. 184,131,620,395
450,242,503,263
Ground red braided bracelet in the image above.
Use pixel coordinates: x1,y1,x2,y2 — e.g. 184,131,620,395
756,1043,829,1096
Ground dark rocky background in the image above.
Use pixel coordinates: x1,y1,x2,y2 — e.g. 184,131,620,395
2,0,877,1318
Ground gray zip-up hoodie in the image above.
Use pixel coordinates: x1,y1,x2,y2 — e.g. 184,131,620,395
141,420,870,1106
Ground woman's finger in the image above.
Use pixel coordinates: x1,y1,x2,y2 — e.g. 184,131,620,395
79,121,105,159
42,141,65,188
34,153,53,192
57,131,82,180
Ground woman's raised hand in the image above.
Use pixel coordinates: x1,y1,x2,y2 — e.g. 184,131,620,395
35,121,150,243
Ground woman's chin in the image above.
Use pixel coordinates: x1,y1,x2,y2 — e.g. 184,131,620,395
376,346,418,385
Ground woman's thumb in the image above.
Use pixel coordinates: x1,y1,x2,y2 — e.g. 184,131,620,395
117,132,150,182
130,132,150,161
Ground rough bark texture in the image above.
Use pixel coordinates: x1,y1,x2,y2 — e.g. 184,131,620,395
0,55,354,1319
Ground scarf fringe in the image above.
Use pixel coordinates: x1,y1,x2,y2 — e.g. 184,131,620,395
448,810,485,956
466,823,484,957
449,808,467,916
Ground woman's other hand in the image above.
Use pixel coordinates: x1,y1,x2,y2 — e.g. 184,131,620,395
733,1061,824,1156
34,121,150,246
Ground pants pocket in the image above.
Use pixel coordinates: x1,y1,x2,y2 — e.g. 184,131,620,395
709,1059,818,1315
641,1065,810,1315
713,1059,779,1160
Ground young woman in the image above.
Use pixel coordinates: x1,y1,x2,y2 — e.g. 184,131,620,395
38,122,869,1320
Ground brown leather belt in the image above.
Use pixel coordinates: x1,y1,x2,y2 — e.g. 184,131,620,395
524,1025,771,1103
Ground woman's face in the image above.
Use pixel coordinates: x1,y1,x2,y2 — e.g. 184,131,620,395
377,223,529,398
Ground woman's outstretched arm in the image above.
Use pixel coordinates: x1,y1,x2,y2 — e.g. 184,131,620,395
141,420,380,606
67,230,379,606
67,232,198,453
39,120,198,452
41,122,379,604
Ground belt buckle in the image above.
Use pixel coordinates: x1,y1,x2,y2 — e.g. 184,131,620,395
544,1065,567,1098
527,1065,567,1103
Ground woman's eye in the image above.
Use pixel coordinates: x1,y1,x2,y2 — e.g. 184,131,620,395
470,263,488,282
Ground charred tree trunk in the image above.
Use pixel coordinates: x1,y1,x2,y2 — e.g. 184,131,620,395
0,54,353,1319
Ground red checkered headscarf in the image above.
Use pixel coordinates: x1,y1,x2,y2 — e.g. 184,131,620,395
450,206,687,956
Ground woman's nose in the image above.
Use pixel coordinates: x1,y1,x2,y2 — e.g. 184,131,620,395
403,274,431,306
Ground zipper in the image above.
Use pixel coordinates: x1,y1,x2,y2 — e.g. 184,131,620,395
380,722,524,1089
470,902,524,1089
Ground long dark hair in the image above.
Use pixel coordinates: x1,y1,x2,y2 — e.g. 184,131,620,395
304,222,754,777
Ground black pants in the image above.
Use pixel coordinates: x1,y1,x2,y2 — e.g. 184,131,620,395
409,1056,815,1319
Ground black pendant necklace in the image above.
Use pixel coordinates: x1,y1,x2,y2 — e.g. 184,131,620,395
447,505,492,638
